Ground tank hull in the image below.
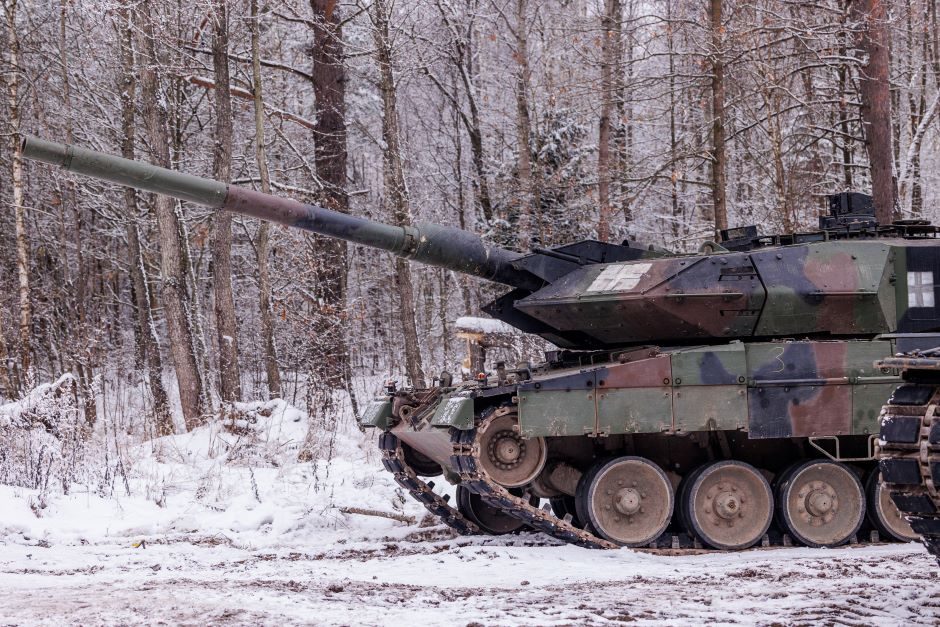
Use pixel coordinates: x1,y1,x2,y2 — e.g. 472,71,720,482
362,336,903,549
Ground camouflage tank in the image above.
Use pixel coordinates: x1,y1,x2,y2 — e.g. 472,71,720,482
22,136,931,550
876,344,940,562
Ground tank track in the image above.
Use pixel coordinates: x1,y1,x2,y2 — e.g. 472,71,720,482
877,359,940,563
378,432,479,535
381,407,908,552
449,407,618,549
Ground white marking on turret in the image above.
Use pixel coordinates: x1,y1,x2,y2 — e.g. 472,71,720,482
586,262,652,292
908,271,935,307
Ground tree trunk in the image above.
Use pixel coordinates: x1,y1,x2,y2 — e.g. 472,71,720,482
59,0,98,426
850,0,897,224
372,0,426,388
618,0,634,224
6,0,31,384
597,0,622,242
513,0,538,247
248,0,281,399
121,7,163,418
309,0,353,399
137,2,207,431
667,0,680,240
450,73,476,315
0,311,12,398
708,0,728,233
460,37,493,225
210,0,242,404
837,1,855,188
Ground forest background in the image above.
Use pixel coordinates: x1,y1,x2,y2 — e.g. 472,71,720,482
0,0,938,452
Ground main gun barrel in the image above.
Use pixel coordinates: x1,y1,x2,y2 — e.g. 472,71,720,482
21,136,540,291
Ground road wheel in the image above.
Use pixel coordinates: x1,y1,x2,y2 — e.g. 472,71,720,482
680,460,773,550
866,468,918,543
576,456,673,547
402,443,442,477
455,485,526,535
776,460,865,547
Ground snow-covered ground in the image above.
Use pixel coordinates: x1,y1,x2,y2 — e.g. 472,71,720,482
0,536,935,625
1,393,937,625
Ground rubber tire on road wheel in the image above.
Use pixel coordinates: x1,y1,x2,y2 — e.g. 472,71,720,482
575,456,673,547
776,460,865,548
679,460,773,551
549,495,584,529
402,443,443,477
455,486,526,535
865,468,918,543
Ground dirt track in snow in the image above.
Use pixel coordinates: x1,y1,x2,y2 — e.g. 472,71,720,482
0,534,937,626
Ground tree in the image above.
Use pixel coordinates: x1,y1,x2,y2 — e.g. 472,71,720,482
251,0,281,399
309,0,353,397
116,4,173,436
210,0,242,404
850,0,898,223
708,0,728,233
371,0,426,388
597,0,622,242
137,1,207,431
3,0,31,384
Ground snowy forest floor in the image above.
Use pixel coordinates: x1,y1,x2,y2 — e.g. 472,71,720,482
0,537,936,625
1,393,938,625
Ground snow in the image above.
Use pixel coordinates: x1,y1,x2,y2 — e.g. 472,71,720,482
0,373,76,428
0,538,934,625
1,393,938,625
454,316,521,336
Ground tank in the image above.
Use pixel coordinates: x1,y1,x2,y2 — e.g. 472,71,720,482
876,340,940,563
22,135,935,550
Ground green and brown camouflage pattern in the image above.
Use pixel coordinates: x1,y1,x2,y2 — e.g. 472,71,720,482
512,339,898,439
514,240,913,347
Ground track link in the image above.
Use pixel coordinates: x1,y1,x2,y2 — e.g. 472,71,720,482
450,408,618,550
878,380,940,563
378,432,479,535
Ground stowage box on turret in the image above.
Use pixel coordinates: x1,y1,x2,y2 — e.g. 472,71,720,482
23,135,932,550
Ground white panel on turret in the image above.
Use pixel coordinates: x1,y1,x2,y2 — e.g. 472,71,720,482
586,262,652,292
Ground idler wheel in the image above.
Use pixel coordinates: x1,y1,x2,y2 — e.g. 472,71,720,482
680,460,773,550
865,468,918,543
576,456,673,547
776,460,865,548
401,443,442,477
477,412,547,488
455,485,527,535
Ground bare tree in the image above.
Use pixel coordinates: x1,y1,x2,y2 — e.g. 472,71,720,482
137,1,207,431
251,0,281,399
116,4,173,436
210,0,242,404
309,0,353,398
850,0,898,223
431,0,495,224
597,0,622,241
708,0,728,233
4,0,31,383
371,0,426,388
